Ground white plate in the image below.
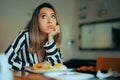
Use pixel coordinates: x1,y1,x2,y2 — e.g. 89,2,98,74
27,68,74,73
44,72,94,80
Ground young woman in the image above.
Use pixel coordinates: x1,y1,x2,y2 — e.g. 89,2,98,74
4,2,63,70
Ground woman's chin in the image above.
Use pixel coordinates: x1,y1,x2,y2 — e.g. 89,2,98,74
48,30,54,33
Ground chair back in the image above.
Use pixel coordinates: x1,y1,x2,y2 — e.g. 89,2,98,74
96,57,120,71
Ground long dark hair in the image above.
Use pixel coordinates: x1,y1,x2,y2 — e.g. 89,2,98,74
25,2,62,53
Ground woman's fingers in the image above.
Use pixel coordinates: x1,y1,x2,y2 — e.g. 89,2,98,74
55,25,60,33
24,66,33,70
50,25,60,36
48,25,60,42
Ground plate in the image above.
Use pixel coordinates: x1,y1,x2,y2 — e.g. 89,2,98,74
44,72,94,80
27,68,74,73
76,69,107,75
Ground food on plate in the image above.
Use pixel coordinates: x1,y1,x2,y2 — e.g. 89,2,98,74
32,63,67,70
33,64,43,70
77,66,96,71
54,63,67,70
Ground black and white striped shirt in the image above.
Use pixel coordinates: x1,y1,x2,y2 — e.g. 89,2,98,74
4,30,63,70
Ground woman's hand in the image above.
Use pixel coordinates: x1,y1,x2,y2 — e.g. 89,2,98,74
40,61,52,68
48,25,60,43
23,66,33,70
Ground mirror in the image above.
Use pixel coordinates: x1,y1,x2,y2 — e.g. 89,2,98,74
79,18,120,51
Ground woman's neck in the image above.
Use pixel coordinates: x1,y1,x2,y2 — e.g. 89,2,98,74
40,33,48,43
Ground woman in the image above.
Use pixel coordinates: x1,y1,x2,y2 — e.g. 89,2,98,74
4,2,63,70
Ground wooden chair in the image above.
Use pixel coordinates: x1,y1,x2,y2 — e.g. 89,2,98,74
96,57,120,71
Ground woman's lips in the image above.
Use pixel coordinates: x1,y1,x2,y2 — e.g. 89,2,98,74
47,25,55,29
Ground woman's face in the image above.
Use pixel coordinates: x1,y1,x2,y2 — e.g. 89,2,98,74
38,7,57,34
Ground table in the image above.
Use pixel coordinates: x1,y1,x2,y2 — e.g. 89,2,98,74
12,70,120,80
12,70,57,80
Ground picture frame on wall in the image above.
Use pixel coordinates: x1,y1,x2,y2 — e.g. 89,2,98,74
79,18,120,51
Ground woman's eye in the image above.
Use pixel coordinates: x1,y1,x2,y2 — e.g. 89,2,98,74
51,15,56,19
42,15,47,19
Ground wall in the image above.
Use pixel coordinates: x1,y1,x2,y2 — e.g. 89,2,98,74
0,0,120,62
73,0,120,60
0,0,75,62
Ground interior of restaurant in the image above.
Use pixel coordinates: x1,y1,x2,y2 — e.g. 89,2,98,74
0,0,120,70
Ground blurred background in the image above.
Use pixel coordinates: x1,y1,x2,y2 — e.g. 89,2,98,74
0,0,120,62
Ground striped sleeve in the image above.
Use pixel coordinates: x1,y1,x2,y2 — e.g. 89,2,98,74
44,40,63,65
4,30,32,70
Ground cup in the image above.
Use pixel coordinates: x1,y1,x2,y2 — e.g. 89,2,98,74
0,53,13,80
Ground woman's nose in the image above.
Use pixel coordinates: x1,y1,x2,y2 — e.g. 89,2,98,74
48,17,52,24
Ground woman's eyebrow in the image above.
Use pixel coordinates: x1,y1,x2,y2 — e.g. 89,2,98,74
39,13,46,15
39,12,56,16
51,13,56,15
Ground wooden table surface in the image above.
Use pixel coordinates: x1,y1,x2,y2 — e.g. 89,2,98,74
12,69,120,80
12,70,57,80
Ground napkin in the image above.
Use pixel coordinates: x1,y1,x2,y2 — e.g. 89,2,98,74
96,68,120,79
